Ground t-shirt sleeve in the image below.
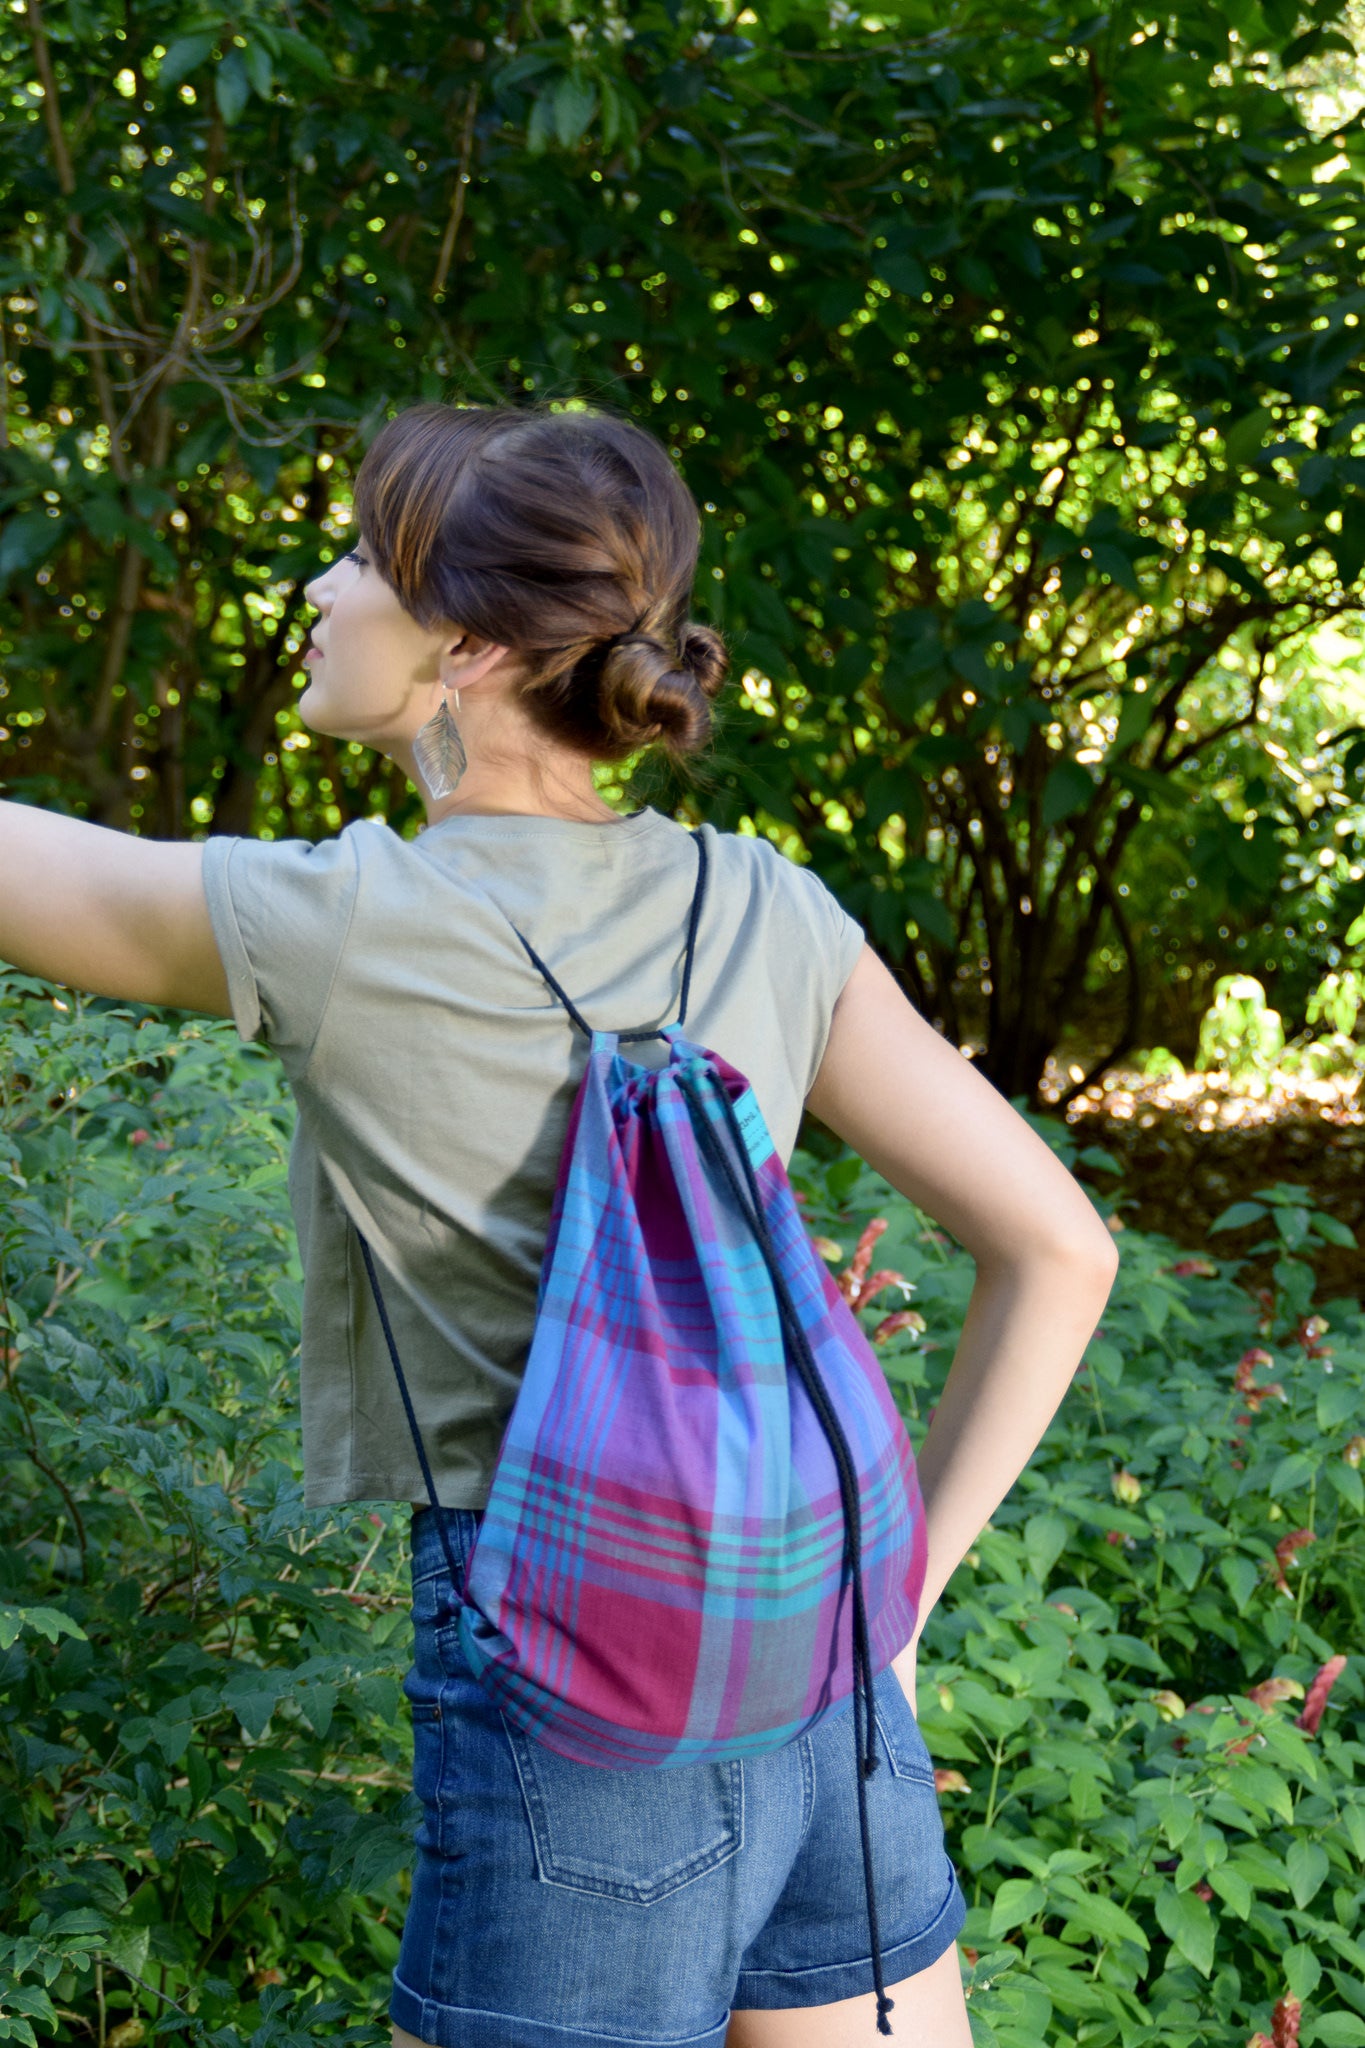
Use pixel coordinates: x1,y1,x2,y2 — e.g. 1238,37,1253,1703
200,827,362,1067
768,849,868,1097
787,859,867,994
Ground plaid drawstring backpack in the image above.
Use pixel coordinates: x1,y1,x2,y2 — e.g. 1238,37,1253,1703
356,827,929,2035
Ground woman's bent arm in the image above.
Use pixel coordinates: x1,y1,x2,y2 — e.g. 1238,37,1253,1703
805,943,1120,1636
0,801,231,1015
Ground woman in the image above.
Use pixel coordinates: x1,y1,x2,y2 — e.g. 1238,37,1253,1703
0,400,1118,2048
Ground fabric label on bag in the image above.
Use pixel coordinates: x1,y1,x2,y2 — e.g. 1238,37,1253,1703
729,1086,775,1171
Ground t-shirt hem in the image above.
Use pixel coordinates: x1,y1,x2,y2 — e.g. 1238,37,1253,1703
303,1473,492,1511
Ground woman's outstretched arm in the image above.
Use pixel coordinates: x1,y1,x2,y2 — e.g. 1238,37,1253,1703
805,943,1120,1658
0,800,231,1015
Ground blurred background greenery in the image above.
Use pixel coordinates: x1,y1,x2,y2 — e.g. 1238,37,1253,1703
3,0,1365,1104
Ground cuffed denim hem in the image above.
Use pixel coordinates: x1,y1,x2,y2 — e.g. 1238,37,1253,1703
389,1975,730,2048
731,1866,968,2010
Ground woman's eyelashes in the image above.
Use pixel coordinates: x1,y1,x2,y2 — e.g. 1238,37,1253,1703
342,548,366,567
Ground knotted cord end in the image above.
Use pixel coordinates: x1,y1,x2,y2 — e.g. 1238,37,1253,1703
875,1992,895,2034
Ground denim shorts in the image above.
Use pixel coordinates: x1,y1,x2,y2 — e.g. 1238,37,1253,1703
392,1505,967,2048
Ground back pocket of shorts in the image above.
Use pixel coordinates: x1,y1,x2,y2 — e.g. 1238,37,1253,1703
501,1720,744,1906
872,1670,937,1785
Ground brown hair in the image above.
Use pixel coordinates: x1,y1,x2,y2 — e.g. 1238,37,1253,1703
351,400,730,762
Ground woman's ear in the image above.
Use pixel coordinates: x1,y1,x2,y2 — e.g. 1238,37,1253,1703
440,631,512,690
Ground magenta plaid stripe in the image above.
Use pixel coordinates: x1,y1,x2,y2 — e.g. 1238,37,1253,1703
456,1026,928,1769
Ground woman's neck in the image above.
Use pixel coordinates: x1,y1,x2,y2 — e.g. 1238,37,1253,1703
421,761,623,829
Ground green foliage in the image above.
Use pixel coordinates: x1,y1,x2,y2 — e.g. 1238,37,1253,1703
792,1139,1364,2048
1191,904,1365,1085
1197,975,1288,1086
0,975,408,2044
4,1,1365,1097
0,975,1362,2042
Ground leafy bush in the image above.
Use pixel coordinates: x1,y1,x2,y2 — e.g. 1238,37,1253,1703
1196,976,1289,1091
794,1119,1364,2048
1,977,1360,2046
1190,931,1365,1093
0,976,409,2047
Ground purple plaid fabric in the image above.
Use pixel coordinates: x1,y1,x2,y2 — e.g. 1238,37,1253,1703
456,1023,928,1769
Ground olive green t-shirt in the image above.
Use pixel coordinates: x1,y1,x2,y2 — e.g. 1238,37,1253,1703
200,805,867,1510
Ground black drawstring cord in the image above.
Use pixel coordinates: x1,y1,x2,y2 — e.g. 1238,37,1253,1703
510,831,709,1044
676,1070,896,2036
355,1230,464,1607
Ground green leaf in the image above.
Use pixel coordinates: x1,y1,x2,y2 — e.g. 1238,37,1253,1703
215,48,250,125
599,74,623,151
1153,1790,1198,1848
1227,1759,1296,1825
1023,1511,1071,1585
1281,1941,1321,2003
295,1680,337,1735
1041,760,1095,828
1343,1802,1365,1866
1089,542,1141,593
1206,1861,1253,1919
1111,688,1156,752
1206,546,1268,599
1311,2018,1365,2048
1219,1554,1261,1613
1269,1451,1317,1498
877,254,928,297
1328,1461,1364,1512
1154,1884,1215,1976
158,31,218,89
1312,1212,1358,1248
527,87,557,154
988,1877,1047,1937
224,1685,279,1740
1134,1279,1171,1336
243,42,274,99
182,1853,216,1939
904,889,956,948
1286,1837,1329,1908
0,1604,87,1649
104,1924,151,1980
1164,1540,1205,1592
1318,1381,1360,1431
0,510,64,582
1053,1885,1150,1953
273,27,332,78
1208,1200,1267,1234
554,71,598,148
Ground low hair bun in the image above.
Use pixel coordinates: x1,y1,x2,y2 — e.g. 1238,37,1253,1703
678,621,729,702
596,624,726,759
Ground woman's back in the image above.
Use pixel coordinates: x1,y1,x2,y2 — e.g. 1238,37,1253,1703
202,803,865,1511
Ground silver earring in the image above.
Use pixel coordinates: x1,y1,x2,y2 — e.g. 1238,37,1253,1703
413,683,467,801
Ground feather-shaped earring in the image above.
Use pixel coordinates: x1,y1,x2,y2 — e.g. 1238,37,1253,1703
413,683,467,801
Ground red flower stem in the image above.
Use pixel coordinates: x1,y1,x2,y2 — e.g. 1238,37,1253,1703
1291,1478,1317,1653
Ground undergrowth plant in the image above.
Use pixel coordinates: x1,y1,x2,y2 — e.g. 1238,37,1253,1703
0,974,1360,2047
794,1114,1363,2048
